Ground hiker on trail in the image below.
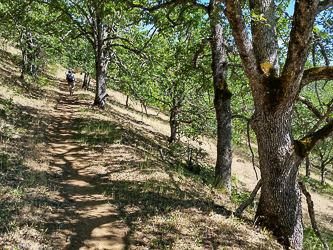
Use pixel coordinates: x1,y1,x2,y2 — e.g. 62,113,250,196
66,70,76,95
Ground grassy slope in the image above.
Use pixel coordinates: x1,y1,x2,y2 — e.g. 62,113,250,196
0,43,331,250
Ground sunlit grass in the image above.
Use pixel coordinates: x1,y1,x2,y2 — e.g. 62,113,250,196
303,226,333,250
74,120,123,146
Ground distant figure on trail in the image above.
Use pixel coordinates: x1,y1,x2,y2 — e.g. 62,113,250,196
66,70,76,95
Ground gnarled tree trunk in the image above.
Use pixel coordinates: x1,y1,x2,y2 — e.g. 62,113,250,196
224,0,333,248
252,108,303,248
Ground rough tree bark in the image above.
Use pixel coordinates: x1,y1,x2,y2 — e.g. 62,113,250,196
209,0,233,191
93,12,109,108
306,155,311,178
224,0,333,248
168,105,179,143
126,95,130,108
82,72,90,90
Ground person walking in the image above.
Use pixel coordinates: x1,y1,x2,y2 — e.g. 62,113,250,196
66,70,76,95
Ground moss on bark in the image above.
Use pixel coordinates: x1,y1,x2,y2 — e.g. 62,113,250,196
214,78,233,105
294,122,333,158
260,61,289,111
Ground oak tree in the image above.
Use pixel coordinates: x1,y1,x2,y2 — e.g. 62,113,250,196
224,0,333,248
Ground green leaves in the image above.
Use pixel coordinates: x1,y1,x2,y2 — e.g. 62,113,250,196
250,11,271,27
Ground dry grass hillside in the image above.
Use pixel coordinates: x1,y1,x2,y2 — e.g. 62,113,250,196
0,42,332,250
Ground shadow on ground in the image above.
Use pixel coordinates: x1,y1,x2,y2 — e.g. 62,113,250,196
1,61,284,250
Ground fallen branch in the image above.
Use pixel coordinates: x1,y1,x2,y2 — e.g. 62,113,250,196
158,148,174,166
234,179,262,218
298,181,330,250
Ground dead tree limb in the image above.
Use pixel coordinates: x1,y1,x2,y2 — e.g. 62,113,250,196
298,181,330,250
158,148,174,166
232,115,259,180
234,179,262,218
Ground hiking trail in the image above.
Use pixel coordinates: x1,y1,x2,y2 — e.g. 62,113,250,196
45,81,127,250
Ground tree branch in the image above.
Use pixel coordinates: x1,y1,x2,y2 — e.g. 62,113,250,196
232,114,250,121
234,179,262,218
232,115,258,179
124,0,184,12
165,3,178,25
59,29,74,41
295,122,333,158
301,67,333,89
147,92,170,105
193,38,211,70
281,1,319,88
68,0,93,26
306,103,333,136
36,0,95,46
107,74,147,111
297,96,324,119
158,148,175,166
139,27,158,52
298,181,330,250
108,43,140,54
227,62,242,68
190,0,208,12
223,0,260,85
111,55,148,112
313,33,330,67
72,32,86,40
125,0,208,13
316,0,333,15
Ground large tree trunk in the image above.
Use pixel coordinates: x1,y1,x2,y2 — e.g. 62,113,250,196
224,0,332,249
210,1,233,192
252,108,303,249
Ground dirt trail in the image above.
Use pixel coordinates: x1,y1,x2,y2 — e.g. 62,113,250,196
42,71,332,249
45,82,127,250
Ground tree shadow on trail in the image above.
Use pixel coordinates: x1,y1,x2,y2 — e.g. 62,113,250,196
1,70,280,249
38,88,240,250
